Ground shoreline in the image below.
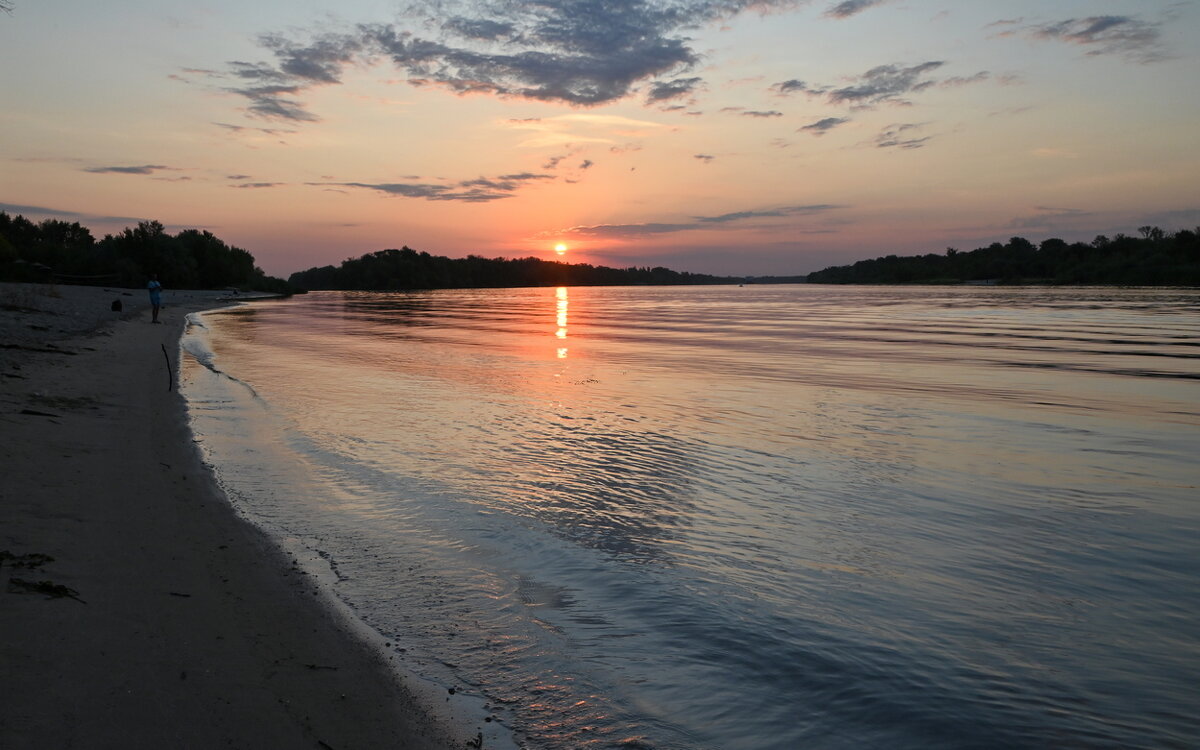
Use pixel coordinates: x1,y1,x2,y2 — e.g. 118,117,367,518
0,283,501,748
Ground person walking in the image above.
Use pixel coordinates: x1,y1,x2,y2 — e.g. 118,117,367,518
148,274,163,323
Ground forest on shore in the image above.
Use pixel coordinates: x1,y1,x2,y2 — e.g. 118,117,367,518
288,246,733,290
6,208,1197,293
0,212,292,293
807,227,1200,285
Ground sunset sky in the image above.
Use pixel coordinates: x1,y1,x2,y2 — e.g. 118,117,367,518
2,0,1198,277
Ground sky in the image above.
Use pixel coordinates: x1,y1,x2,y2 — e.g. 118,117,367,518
2,0,1198,277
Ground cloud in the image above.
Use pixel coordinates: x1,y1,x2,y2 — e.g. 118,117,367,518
197,0,802,122
874,122,931,149
0,202,85,218
83,164,177,175
825,0,888,19
697,205,842,223
646,76,703,103
773,79,808,94
230,182,284,189
560,222,698,238
227,84,320,122
694,154,714,162
800,116,849,135
1012,16,1166,63
215,122,298,137
742,110,783,118
552,204,845,238
774,61,986,109
0,202,148,225
828,61,944,105
315,172,554,202
441,17,516,41
940,71,991,87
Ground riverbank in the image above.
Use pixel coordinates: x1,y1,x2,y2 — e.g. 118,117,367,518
0,283,489,749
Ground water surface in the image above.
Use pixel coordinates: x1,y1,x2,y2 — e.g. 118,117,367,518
182,285,1200,749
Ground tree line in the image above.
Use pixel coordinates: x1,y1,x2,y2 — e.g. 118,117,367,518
288,246,734,290
806,227,1200,285
0,212,292,293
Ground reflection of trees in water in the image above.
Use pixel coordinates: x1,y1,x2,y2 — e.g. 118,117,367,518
330,290,542,341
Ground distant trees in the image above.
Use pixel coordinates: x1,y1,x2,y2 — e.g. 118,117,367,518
289,246,733,290
0,211,292,292
806,228,1200,285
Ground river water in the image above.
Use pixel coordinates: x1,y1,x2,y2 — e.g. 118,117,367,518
180,285,1199,749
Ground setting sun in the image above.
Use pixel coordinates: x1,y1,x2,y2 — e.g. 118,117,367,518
554,243,568,256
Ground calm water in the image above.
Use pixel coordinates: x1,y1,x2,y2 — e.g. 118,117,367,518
180,285,1200,749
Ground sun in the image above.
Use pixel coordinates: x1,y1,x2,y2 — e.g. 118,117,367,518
554,243,568,256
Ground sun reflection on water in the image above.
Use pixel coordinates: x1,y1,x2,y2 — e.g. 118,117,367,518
555,286,569,357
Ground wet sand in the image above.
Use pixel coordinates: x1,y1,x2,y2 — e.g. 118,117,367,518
0,283,495,749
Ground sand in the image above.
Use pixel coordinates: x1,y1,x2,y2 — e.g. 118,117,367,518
0,283,501,749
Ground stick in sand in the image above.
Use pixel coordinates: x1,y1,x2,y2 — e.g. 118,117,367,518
161,343,173,392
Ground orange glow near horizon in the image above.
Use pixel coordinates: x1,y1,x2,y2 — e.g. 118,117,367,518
554,243,568,256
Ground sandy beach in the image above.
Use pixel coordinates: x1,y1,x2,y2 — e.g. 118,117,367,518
0,283,493,749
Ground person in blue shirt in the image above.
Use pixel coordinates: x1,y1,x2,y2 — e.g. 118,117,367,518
148,274,163,323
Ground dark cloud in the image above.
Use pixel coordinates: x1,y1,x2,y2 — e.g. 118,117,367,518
215,122,297,136
697,205,842,223
646,76,703,103
227,84,320,122
230,182,283,189
874,122,930,149
558,222,699,237
773,61,986,109
694,154,714,162
773,79,808,94
0,202,147,225
800,116,849,135
316,172,554,202
441,17,516,41
825,0,888,19
557,204,845,237
0,202,84,218
83,165,176,175
742,110,783,118
1017,16,1166,63
201,0,799,121
260,32,365,84
228,61,290,83
940,71,991,87
828,61,943,105
579,159,593,169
